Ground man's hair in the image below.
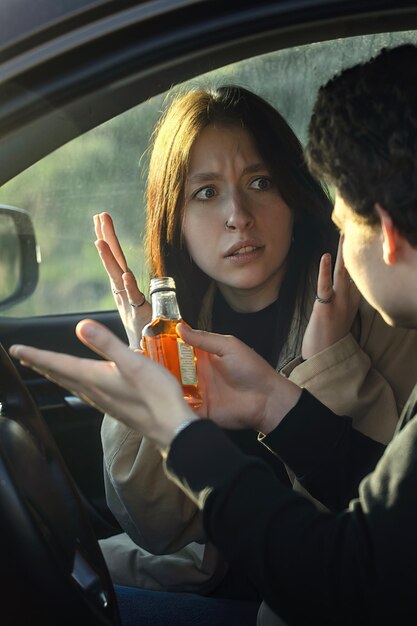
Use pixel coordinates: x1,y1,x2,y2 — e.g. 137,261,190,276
306,44,417,245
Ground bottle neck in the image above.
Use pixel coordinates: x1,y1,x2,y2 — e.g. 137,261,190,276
151,289,181,321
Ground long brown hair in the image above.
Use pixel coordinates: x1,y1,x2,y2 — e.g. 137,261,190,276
145,85,336,362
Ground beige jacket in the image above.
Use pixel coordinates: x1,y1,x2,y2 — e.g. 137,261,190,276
100,295,417,592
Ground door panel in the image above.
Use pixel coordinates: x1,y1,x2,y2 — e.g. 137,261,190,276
0,310,126,538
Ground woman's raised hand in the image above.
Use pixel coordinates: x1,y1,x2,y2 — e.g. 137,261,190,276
94,212,151,348
301,236,361,360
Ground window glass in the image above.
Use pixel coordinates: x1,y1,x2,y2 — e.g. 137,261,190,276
0,214,19,302
0,30,416,317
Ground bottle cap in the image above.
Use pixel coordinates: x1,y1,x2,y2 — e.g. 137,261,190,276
149,276,176,295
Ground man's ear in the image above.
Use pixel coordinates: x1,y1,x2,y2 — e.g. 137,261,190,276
374,203,403,265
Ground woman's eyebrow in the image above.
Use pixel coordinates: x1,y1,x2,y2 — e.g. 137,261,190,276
188,162,268,183
241,162,268,175
187,171,223,183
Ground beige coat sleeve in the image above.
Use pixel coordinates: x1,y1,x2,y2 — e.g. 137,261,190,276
281,298,417,444
98,532,227,594
101,415,204,554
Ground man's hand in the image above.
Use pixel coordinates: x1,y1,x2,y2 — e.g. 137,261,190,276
9,321,302,450
10,320,194,451
180,325,302,434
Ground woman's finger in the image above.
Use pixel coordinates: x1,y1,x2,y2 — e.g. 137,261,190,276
123,271,146,307
95,239,125,288
93,213,103,240
315,253,334,303
333,235,350,291
99,213,128,273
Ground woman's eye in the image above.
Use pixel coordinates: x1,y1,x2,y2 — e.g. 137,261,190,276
250,176,272,191
193,186,217,200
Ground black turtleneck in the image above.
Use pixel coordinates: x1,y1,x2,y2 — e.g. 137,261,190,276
211,289,291,486
212,289,280,366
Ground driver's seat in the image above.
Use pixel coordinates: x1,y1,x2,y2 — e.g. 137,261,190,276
0,343,120,625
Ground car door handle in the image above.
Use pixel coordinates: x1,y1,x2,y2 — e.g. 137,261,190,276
64,395,90,410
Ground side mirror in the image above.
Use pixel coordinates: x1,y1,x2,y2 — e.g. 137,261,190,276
0,205,39,311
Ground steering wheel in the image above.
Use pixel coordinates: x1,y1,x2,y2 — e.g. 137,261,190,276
0,342,120,625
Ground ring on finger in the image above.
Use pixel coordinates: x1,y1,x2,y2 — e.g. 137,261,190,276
315,294,333,304
130,294,146,308
112,287,126,294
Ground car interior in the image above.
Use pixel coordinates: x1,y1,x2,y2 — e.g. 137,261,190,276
1,0,417,622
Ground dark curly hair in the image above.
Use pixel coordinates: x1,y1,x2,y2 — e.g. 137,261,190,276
306,44,417,246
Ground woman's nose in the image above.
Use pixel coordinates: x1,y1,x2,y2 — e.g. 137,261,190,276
224,194,254,231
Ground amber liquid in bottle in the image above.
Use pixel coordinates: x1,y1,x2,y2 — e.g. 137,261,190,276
142,277,202,410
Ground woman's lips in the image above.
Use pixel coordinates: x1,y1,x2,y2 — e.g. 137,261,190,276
225,245,264,263
225,240,263,255
230,245,257,255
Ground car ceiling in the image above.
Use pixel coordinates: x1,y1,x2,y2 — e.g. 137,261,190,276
0,0,104,50
1,0,417,185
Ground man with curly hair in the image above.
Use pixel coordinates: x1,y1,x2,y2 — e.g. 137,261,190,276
10,43,417,625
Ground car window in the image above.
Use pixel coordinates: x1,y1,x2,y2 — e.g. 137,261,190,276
1,29,416,317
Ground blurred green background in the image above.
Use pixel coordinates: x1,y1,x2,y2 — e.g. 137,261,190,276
1,31,416,317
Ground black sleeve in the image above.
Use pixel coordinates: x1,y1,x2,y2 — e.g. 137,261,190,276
167,415,417,626
260,390,385,509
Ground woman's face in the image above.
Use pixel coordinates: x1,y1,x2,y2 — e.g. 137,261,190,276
182,123,294,312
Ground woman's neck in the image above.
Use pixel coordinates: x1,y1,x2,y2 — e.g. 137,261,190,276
217,281,280,313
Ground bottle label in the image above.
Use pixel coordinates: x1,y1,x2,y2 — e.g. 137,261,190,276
177,340,197,385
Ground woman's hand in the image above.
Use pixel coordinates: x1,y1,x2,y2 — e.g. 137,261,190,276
301,236,361,360
94,212,151,348
10,320,194,451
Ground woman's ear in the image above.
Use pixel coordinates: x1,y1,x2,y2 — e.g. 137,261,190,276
375,203,402,265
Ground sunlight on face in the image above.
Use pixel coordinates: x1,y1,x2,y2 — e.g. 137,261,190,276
182,124,294,312
332,193,376,293
333,193,400,325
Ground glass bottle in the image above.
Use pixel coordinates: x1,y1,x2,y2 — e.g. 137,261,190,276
141,277,202,410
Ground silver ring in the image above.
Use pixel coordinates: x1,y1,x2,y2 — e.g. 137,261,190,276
130,295,146,308
315,294,333,304
112,287,126,294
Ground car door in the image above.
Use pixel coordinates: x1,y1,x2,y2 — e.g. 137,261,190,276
0,92,164,533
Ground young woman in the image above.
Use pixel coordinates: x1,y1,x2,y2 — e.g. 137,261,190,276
94,85,417,597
